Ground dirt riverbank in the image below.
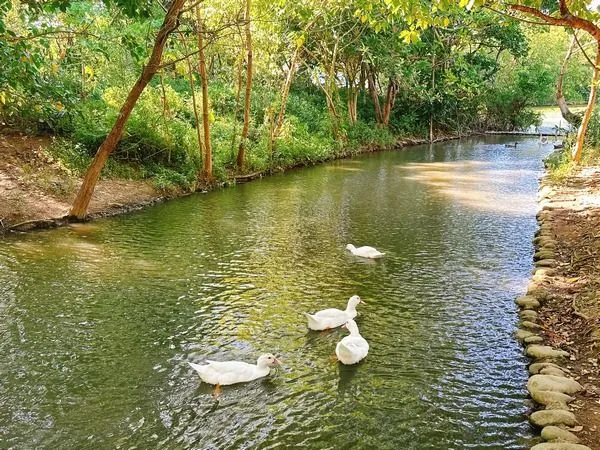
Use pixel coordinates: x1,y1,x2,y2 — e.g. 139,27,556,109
520,166,600,449
0,133,162,231
0,132,454,233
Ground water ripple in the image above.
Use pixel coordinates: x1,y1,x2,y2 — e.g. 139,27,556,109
0,137,551,449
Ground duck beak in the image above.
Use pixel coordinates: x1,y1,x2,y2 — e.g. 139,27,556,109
274,356,281,364
341,323,347,329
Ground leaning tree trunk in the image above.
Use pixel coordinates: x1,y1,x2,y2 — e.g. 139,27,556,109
269,43,301,151
69,0,185,219
268,16,318,152
196,6,213,179
506,3,600,160
573,43,600,162
557,34,582,127
237,0,253,169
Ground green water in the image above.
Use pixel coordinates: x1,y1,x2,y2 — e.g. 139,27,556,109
0,137,549,449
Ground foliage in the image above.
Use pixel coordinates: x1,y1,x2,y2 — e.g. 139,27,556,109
0,0,568,191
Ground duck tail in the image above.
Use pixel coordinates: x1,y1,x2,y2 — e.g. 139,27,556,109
188,361,205,374
304,312,322,330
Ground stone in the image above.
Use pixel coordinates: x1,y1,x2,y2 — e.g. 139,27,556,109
533,267,557,277
516,296,540,309
538,237,558,247
529,362,567,375
526,345,570,360
528,285,549,301
516,328,536,341
538,185,553,199
541,426,580,443
525,336,544,344
522,320,542,330
537,211,551,223
537,259,558,268
542,243,558,251
532,270,550,282
535,250,556,260
520,310,539,320
540,367,568,377
529,389,574,409
530,444,590,450
528,375,582,394
530,409,577,427
528,374,582,408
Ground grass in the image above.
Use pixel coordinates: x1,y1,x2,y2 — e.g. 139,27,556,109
546,140,600,184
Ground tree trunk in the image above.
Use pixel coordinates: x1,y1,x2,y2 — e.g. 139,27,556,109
430,51,435,143
184,46,204,160
269,17,318,152
196,6,212,179
573,43,600,162
382,78,397,127
69,0,185,219
269,44,301,154
347,83,358,124
557,34,583,127
324,37,341,140
237,0,253,169
365,63,383,125
230,47,244,157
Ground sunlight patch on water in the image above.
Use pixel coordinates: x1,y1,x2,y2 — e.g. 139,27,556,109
397,159,537,215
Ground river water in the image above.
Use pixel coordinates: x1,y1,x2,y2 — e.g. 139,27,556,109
0,137,550,449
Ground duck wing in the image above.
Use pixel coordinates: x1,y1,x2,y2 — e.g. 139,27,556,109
356,246,384,258
357,246,377,253
314,308,345,318
189,360,257,385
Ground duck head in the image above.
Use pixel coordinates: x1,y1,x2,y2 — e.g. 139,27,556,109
346,295,362,312
346,244,356,251
257,353,281,369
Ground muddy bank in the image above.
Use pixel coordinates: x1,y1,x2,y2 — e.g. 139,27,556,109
0,132,456,234
0,133,164,232
516,166,600,450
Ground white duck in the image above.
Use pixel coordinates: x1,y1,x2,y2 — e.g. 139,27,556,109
304,295,362,331
188,353,280,395
336,319,369,365
346,244,385,259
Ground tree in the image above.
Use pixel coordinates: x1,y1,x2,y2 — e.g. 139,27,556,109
556,33,583,127
69,0,186,219
236,0,253,169
195,4,213,180
488,0,600,161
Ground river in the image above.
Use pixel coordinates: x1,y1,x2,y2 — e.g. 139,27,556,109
0,136,552,449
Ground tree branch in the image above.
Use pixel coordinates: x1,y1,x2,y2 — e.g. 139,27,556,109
574,32,597,68
509,4,600,40
484,5,554,27
7,29,100,42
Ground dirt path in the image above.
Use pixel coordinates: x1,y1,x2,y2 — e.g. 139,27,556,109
530,167,600,448
0,133,162,231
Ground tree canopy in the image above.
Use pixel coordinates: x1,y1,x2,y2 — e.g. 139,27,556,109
0,0,591,215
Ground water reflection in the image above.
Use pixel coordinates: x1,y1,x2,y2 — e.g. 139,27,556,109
0,137,550,449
